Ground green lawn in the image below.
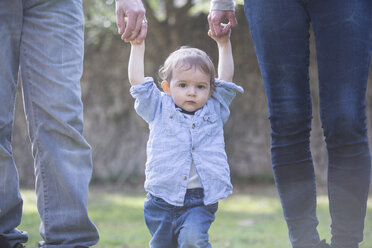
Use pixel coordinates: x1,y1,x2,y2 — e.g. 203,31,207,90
19,186,372,248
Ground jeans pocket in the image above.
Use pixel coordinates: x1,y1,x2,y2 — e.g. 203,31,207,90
146,194,175,211
205,202,218,214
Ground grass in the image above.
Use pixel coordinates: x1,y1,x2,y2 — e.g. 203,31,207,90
19,185,372,248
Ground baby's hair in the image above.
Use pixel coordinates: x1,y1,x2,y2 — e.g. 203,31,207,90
158,46,216,86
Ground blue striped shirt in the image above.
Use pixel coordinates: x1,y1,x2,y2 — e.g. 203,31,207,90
130,78,243,206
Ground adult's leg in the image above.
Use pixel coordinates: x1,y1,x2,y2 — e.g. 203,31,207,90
0,0,29,246
20,0,99,247
244,0,320,247
310,1,372,247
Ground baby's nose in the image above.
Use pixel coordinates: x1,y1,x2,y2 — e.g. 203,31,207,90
188,87,196,95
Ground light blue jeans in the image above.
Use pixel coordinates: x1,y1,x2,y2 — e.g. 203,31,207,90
0,0,99,247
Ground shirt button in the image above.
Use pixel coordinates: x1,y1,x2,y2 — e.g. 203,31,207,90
192,124,195,129
192,147,195,152
169,114,173,119
183,176,187,180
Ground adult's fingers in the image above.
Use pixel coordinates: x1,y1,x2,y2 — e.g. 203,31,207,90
226,11,238,27
133,21,148,44
116,8,125,34
126,12,145,42
122,11,144,41
208,11,223,37
221,23,232,35
207,14,216,37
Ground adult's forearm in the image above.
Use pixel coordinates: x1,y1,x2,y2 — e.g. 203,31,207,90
210,0,235,11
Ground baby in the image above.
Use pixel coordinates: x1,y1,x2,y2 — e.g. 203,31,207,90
128,24,243,247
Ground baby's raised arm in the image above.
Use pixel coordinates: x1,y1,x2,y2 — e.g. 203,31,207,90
128,22,147,85
208,23,234,82
128,41,145,85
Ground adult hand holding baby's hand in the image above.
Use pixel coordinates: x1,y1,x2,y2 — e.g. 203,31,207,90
208,10,237,38
116,0,147,43
208,23,231,45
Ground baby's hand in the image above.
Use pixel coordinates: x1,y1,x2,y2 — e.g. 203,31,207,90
130,39,144,46
208,23,231,45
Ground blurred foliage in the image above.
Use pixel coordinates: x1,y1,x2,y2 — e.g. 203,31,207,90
83,0,117,45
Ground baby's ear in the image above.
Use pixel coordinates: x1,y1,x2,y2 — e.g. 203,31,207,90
161,81,171,96
209,83,215,97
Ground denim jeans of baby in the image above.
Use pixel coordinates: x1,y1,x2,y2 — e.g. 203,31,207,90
244,0,371,248
144,188,218,248
0,0,99,247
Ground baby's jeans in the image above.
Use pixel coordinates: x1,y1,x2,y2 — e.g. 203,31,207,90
244,0,371,248
144,188,218,248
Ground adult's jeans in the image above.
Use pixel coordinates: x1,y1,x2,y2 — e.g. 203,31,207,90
0,0,99,247
244,0,371,248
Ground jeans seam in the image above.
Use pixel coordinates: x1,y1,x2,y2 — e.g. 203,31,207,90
305,25,312,122
21,40,50,239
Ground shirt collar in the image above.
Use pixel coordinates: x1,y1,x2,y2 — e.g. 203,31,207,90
175,105,196,115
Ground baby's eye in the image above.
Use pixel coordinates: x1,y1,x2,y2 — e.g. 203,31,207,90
197,85,206,89
179,83,187,88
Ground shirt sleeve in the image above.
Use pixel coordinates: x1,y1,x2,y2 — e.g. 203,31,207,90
129,77,162,123
211,79,244,123
210,0,235,11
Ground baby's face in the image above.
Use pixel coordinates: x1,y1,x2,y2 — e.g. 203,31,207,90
167,67,212,112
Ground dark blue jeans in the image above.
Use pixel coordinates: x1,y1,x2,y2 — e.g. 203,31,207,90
143,188,218,248
244,0,371,248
